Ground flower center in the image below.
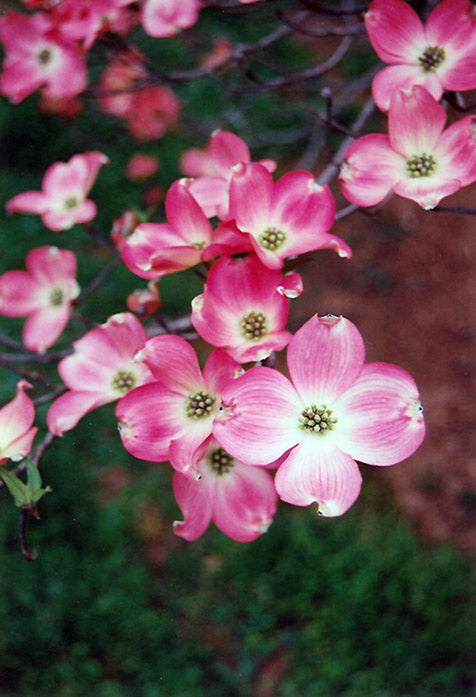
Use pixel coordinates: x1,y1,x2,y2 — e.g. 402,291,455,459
192,241,206,250
38,48,52,65
49,287,64,306
208,447,234,475
299,404,338,435
111,370,136,394
64,196,79,210
259,227,286,251
418,45,445,72
240,311,267,341
186,391,216,419
406,153,436,178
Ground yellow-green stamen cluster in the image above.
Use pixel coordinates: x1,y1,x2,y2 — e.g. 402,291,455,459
209,447,234,475
406,153,436,178
111,370,136,394
186,391,215,419
259,227,286,251
241,311,267,341
192,241,206,251
299,404,338,435
418,46,445,72
38,49,52,65
64,196,79,210
49,287,64,307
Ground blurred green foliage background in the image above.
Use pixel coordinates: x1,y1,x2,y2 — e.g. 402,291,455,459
0,4,475,695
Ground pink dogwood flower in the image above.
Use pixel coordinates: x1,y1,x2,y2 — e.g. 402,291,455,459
225,162,350,270
0,381,37,465
0,11,87,104
213,314,425,517
127,281,162,318
191,254,303,363
6,151,109,231
120,178,251,279
141,0,200,38
51,0,137,49
182,130,276,219
365,0,476,111
116,337,243,478
173,435,278,542
0,246,79,353
339,85,476,210
47,313,154,435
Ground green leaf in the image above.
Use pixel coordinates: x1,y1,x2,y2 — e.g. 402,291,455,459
0,468,30,506
25,458,42,492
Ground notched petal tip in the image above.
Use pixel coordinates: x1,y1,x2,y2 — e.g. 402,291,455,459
318,313,342,326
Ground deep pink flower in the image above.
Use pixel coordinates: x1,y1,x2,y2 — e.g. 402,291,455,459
0,246,79,353
0,380,37,465
191,254,302,363
226,162,350,270
141,0,200,38
6,151,108,231
127,86,180,142
47,313,154,435
0,11,87,104
173,435,277,542
214,314,425,517
182,130,276,219
365,0,476,111
339,85,476,210
51,0,136,49
98,49,148,119
125,154,160,181
127,281,162,317
116,337,243,478
120,178,251,279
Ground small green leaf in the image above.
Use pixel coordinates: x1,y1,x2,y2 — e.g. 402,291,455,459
0,469,30,506
25,458,42,492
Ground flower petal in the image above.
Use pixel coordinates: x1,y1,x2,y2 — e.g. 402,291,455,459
333,362,425,466
274,437,362,516
364,0,425,64
287,315,365,405
47,390,113,435
173,470,215,541
389,85,447,156
141,335,204,392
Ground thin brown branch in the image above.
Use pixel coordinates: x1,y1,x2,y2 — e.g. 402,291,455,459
0,356,59,389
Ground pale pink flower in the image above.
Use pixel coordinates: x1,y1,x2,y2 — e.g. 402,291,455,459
120,178,251,279
47,313,154,435
127,281,162,317
182,130,276,220
214,314,425,517
6,151,108,231
365,0,476,111
125,154,160,181
141,0,200,38
173,436,277,542
191,254,303,363
0,246,79,353
116,337,243,478
339,85,476,210
226,162,350,270
0,11,87,104
0,381,37,465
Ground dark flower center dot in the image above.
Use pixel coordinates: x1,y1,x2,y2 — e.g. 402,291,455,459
38,48,52,65
193,241,206,250
418,45,445,71
299,404,338,435
111,370,136,394
209,447,234,475
49,287,64,307
241,311,267,341
406,153,436,178
64,196,79,210
259,227,286,251
186,391,215,419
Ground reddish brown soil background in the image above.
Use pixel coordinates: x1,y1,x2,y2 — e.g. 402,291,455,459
290,186,476,553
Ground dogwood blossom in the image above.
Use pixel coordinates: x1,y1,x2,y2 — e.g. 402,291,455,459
0,11,87,104
116,338,243,477
191,254,302,363
0,381,37,465
6,151,108,231
0,247,79,353
214,314,425,516
365,0,476,111
47,313,154,435
141,0,200,38
173,436,277,542
339,85,476,210
225,162,350,270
